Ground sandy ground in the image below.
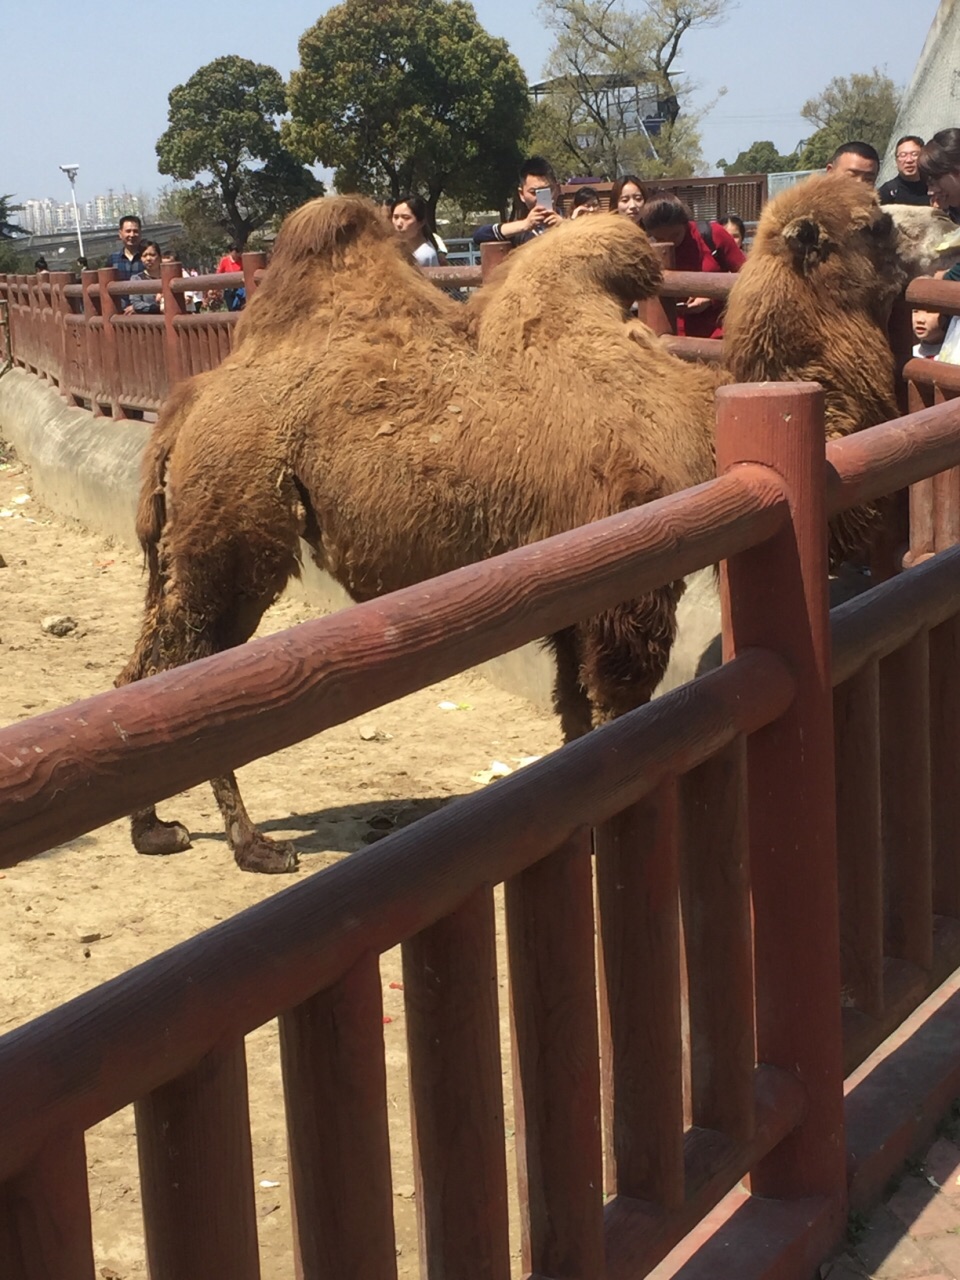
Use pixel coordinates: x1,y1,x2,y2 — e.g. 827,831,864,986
0,446,561,1277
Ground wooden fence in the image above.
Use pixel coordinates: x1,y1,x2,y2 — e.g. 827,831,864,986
0,253,494,419
3,257,960,1277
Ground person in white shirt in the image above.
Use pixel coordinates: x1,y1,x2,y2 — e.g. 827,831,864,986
391,193,443,267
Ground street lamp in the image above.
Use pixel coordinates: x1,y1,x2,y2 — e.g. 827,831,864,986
58,164,85,261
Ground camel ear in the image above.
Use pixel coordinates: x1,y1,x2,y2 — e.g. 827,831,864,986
782,216,830,273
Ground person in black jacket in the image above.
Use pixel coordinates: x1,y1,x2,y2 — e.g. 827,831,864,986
472,156,562,247
878,136,929,206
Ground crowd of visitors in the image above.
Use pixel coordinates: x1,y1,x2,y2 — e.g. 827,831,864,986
69,213,246,315
25,129,960,351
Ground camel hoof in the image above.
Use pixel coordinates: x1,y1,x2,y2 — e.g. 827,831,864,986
133,819,192,856
235,835,300,875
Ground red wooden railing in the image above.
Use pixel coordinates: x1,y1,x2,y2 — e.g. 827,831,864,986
0,252,495,419
5,246,960,1275
3,373,960,1275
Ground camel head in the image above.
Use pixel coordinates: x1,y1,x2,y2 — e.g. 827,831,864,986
235,194,463,349
470,213,664,336
751,173,907,316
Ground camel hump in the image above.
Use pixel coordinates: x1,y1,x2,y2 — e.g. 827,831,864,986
269,194,391,269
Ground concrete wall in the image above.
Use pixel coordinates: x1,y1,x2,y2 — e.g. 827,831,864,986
0,367,725,712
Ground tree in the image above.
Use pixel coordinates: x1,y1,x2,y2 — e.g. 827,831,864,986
156,55,323,252
795,69,900,170
527,0,730,179
0,195,28,273
286,0,530,220
155,184,233,270
718,140,798,175
0,195,26,241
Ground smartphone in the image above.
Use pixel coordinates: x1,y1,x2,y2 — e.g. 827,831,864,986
535,188,554,211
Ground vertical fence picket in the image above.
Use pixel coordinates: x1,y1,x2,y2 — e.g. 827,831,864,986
717,383,846,1216
596,781,685,1207
279,955,397,1280
930,615,960,918
403,887,511,1280
933,466,960,551
506,829,604,1279
0,1131,95,1280
96,267,124,418
679,738,755,1141
136,1040,260,1280
161,260,186,397
880,629,933,972
834,661,884,1018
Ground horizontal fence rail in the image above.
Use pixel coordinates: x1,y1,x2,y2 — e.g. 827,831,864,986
0,465,789,862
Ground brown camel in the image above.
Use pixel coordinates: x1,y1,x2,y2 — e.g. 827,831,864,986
117,198,721,872
722,175,934,566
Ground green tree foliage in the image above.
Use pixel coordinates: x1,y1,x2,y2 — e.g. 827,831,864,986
527,0,730,179
0,195,28,272
0,195,26,240
155,184,232,269
795,69,900,170
718,140,798,175
286,0,530,219
156,55,323,252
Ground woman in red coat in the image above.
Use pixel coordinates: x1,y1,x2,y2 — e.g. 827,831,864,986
639,194,745,338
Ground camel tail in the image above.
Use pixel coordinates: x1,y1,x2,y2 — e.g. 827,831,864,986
135,378,200,575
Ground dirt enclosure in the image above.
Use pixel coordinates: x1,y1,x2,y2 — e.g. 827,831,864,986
0,448,562,1277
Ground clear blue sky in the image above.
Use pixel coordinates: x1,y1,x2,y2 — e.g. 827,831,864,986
1,0,941,204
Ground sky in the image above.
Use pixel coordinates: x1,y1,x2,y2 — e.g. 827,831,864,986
1,0,942,206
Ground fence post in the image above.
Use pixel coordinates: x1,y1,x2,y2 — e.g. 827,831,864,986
639,242,678,336
480,242,511,281
242,250,266,301
49,270,71,393
716,383,846,1220
81,268,104,415
96,267,125,419
161,259,186,395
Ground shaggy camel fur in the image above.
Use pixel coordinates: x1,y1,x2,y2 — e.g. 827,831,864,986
117,198,721,872
723,176,925,566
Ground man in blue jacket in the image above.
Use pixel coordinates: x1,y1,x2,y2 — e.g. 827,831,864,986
473,156,563,248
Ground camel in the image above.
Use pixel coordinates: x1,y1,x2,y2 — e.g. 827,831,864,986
117,198,721,872
723,175,927,567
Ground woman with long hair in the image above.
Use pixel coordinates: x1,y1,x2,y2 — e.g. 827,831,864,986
391,193,442,267
609,175,650,225
919,129,960,222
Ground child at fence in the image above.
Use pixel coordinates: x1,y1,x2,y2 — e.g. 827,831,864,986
913,308,947,358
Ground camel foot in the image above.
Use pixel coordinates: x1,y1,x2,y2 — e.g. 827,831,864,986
234,834,300,875
132,817,192,855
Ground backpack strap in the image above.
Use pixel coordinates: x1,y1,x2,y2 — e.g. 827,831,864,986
698,220,719,259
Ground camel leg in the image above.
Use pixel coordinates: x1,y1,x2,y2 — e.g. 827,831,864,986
209,774,299,874
576,585,684,726
116,477,305,869
550,629,594,742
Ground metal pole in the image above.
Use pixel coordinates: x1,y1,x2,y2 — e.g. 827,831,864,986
67,177,84,261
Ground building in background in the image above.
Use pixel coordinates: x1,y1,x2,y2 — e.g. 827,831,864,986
880,0,960,181
16,191,148,235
